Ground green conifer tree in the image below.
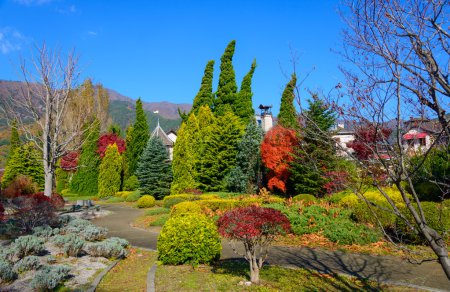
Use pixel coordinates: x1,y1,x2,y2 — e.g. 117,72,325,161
278,74,299,130
136,137,172,199
8,121,21,159
191,60,215,115
98,143,122,198
198,108,244,191
235,59,257,123
214,40,238,115
70,121,101,195
226,121,264,193
290,96,336,196
127,98,150,176
2,142,44,189
171,114,199,194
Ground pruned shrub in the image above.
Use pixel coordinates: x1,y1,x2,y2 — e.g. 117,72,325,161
32,225,56,239
292,194,317,204
123,175,140,191
0,247,15,263
53,234,85,257
170,201,203,217
57,215,73,226
46,255,57,264
84,241,127,259
136,195,156,208
0,259,17,282
3,175,38,198
104,237,129,248
115,191,132,198
162,194,197,208
13,255,41,273
80,225,108,241
30,265,71,290
157,213,221,265
13,235,45,258
125,190,141,202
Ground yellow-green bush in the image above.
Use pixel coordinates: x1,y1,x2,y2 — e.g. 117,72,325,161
157,213,221,265
263,196,285,204
197,198,261,211
170,201,203,217
136,195,156,208
115,191,132,198
162,194,197,208
293,194,317,204
125,190,141,202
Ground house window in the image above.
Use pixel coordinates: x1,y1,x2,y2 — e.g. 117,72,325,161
419,138,426,146
407,139,414,147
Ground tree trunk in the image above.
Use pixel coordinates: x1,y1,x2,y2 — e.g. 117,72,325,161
423,226,450,280
250,257,260,284
44,163,54,197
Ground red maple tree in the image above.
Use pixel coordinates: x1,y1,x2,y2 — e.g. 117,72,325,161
260,126,298,193
97,133,126,158
60,151,79,171
347,124,392,160
217,206,290,283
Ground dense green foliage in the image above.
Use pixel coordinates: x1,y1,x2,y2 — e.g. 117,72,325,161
2,142,44,189
70,121,100,195
235,59,256,123
98,144,123,198
8,121,20,159
126,98,150,176
157,213,221,265
214,40,238,116
136,195,156,208
136,137,172,199
198,110,244,191
290,97,337,196
171,114,199,194
123,175,139,191
191,60,215,115
226,121,264,193
278,74,298,130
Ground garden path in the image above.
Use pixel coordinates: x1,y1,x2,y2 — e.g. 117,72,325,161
91,203,450,291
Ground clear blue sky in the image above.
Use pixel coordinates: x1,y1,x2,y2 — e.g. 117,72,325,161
0,0,344,115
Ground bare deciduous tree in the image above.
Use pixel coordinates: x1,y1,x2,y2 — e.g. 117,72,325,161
334,0,450,279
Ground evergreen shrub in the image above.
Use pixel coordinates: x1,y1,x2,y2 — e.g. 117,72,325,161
13,255,41,273
84,241,126,259
29,265,71,290
125,190,141,202
157,213,221,265
170,201,203,217
105,237,129,248
123,175,139,191
292,194,317,204
13,235,45,258
0,259,17,282
136,195,156,208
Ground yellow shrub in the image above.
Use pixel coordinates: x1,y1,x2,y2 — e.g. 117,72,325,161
136,195,156,208
115,191,132,198
170,201,203,217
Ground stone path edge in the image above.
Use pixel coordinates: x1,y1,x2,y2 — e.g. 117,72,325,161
87,259,120,292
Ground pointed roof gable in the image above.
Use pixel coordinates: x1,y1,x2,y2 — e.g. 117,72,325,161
151,120,173,146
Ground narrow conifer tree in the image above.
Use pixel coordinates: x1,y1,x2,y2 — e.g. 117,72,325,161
171,114,199,194
136,137,172,199
191,60,215,115
236,59,257,123
70,121,100,195
214,40,238,115
8,121,20,159
127,98,150,176
98,144,122,198
278,74,299,130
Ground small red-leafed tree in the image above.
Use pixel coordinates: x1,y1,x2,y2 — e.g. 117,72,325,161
217,206,290,284
346,124,392,161
260,125,298,193
97,133,126,158
60,151,79,171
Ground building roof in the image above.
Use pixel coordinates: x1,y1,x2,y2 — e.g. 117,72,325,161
151,120,173,146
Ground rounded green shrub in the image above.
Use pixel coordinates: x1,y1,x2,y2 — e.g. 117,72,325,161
13,255,41,273
0,259,17,282
162,194,196,208
292,194,317,204
157,213,221,265
126,190,141,202
137,195,156,208
13,235,45,259
30,265,71,290
170,201,203,217
123,175,140,191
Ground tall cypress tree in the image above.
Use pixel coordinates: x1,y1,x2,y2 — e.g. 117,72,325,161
290,96,336,196
171,114,199,194
8,121,20,159
235,59,257,124
198,108,244,191
70,120,100,195
127,98,150,176
98,144,122,198
278,74,299,130
226,121,264,193
214,40,238,116
191,60,215,115
137,137,172,199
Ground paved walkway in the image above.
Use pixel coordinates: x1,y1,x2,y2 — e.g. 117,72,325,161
91,204,450,291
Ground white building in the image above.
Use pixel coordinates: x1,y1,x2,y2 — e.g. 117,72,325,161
255,104,274,132
150,121,176,160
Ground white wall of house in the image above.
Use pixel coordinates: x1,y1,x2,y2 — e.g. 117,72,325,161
402,128,432,153
167,132,177,143
332,132,355,157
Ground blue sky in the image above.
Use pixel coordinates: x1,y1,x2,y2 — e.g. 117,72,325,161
0,0,344,115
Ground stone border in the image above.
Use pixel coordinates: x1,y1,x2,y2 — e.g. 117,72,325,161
86,259,120,292
147,264,157,292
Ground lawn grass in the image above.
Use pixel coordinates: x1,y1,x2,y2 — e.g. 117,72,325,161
133,207,170,229
97,248,157,292
155,259,404,291
145,207,170,216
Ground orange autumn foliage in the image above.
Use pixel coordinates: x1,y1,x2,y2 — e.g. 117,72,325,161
260,125,298,193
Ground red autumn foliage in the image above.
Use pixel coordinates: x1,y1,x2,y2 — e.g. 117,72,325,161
2,175,38,198
260,126,298,193
60,151,80,171
29,192,65,209
11,192,57,232
217,206,291,240
322,171,349,194
97,133,126,158
347,124,392,160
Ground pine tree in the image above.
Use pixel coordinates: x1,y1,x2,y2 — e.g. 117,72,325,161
198,109,244,191
70,121,100,195
171,114,199,194
127,98,150,176
136,137,172,199
278,74,299,130
214,40,238,115
2,142,44,189
191,60,215,115
226,121,264,193
290,96,336,196
235,59,257,124
98,144,122,198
